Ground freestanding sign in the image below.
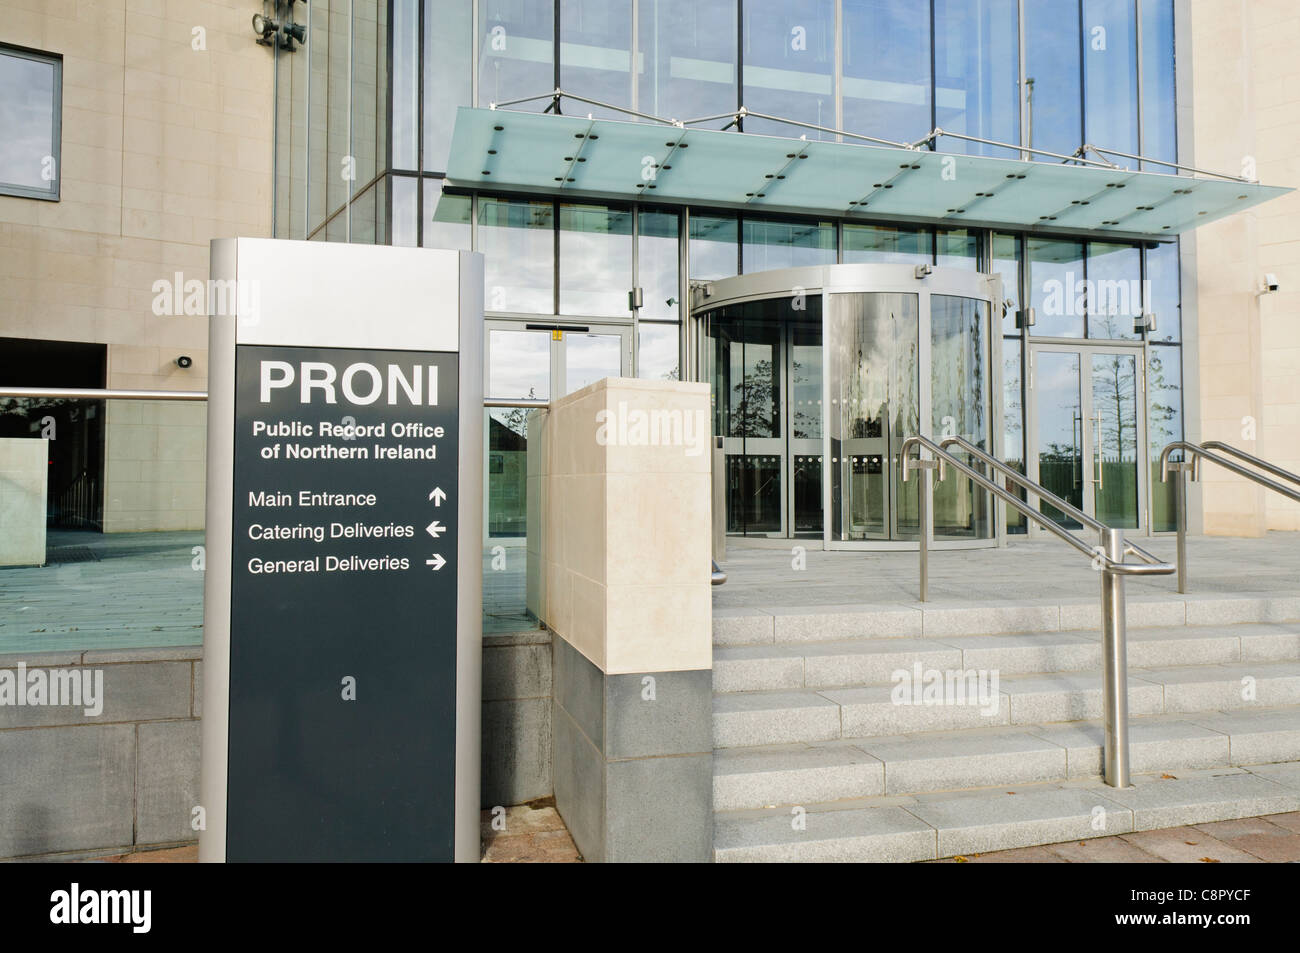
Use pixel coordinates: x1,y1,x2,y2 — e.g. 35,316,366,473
200,239,483,862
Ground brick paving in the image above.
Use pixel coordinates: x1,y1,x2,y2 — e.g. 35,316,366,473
936,811,1300,863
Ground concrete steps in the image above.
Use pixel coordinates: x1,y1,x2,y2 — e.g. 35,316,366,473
709,594,1300,861
714,764,1300,862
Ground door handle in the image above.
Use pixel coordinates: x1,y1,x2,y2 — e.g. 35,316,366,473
1093,411,1104,491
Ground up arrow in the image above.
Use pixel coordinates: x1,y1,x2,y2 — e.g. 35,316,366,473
425,520,445,539
428,487,447,506
425,554,446,571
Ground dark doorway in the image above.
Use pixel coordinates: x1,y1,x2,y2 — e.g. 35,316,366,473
0,338,106,529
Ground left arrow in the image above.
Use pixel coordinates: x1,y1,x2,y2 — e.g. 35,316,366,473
425,520,445,538
425,554,446,571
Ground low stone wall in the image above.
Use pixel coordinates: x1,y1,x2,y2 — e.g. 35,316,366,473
0,646,201,860
1,636,555,859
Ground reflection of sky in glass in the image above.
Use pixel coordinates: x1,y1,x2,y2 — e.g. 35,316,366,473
423,0,472,173
934,0,1020,157
638,322,680,381
479,1,554,110
842,0,931,143
742,0,835,137
422,181,471,250
843,225,931,265
1141,0,1177,167
489,329,550,399
936,229,978,269
561,0,633,119
480,198,554,313
689,214,738,280
1029,238,1085,338
1023,0,1082,158
639,0,737,127
742,219,835,272
638,210,679,319
391,176,418,247
991,233,1021,333
1084,0,1139,160
560,204,632,316
1086,242,1141,340
0,53,55,191
565,333,622,393
1145,241,1180,342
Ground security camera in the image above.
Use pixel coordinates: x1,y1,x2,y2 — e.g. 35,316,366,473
176,355,193,369
914,263,933,279
1263,273,1280,294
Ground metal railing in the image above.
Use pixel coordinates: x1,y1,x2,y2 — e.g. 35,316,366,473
1159,440,1300,593
901,435,1175,788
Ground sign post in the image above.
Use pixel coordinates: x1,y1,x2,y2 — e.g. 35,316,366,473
200,239,483,862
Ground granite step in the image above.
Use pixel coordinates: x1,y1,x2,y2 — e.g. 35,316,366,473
712,622,1300,692
713,660,1300,747
713,596,1300,647
713,764,1300,861
712,709,1300,810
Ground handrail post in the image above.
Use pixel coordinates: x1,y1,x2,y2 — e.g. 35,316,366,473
919,463,932,602
1174,463,1188,594
1100,527,1131,788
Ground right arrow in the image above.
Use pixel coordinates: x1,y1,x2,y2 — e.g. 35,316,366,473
429,487,447,506
425,554,446,571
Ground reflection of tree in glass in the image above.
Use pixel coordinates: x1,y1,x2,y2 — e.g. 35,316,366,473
1094,354,1137,461
497,387,537,438
1147,349,1181,447
730,358,776,437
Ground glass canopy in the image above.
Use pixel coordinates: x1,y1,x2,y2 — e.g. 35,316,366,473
445,106,1289,240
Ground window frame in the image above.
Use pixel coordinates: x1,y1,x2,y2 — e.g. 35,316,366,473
0,42,63,201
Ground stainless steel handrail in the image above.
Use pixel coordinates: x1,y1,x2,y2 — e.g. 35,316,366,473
939,435,1166,569
0,386,208,400
1159,440,1300,593
902,435,1175,789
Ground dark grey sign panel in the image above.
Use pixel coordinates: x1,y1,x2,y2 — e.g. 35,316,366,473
226,344,459,861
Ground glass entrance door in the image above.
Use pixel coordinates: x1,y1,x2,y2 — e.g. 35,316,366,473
1030,345,1144,531
704,296,821,538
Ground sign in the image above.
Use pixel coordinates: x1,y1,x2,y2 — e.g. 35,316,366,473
201,239,483,863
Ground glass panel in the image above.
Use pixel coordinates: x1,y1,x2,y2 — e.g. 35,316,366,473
638,208,680,319
391,0,420,170
561,0,633,119
638,322,680,380
841,0,932,144
991,232,1022,334
352,0,381,190
638,0,737,128
479,197,555,313
790,315,823,536
742,0,835,138
1091,351,1140,528
489,328,551,400
1144,239,1180,342
0,48,59,196
1083,0,1139,161
1086,241,1141,339
843,224,932,265
391,175,418,247
422,181,471,249
936,228,979,269
325,7,353,223
1003,338,1027,534
829,292,920,541
480,0,555,110
1024,0,1082,159
350,181,378,245
707,303,783,536
1147,343,1183,532
423,0,473,173
1029,238,1085,338
933,0,1020,157
484,407,538,634
689,213,738,279
1140,0,1177,169
559,203,633,316
931,296,992,539
742,217,836,272
564,331,623,394
1035,351,1085,528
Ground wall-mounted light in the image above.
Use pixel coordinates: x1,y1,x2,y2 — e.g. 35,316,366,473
253,1,306,52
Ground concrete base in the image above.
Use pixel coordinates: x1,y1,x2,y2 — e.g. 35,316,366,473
552,637,713,862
